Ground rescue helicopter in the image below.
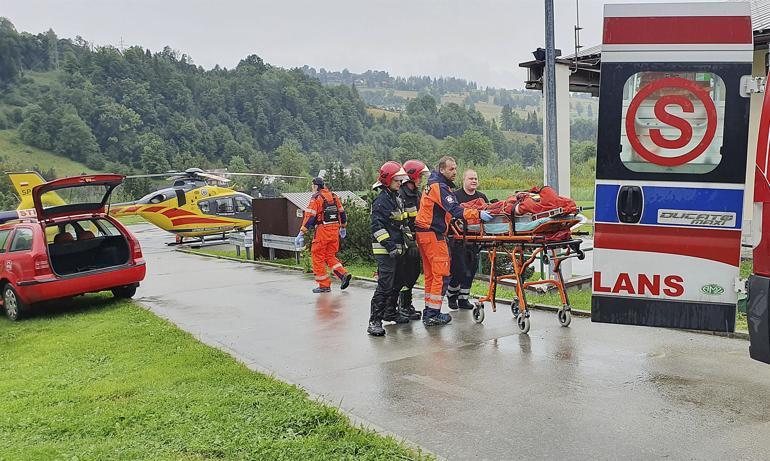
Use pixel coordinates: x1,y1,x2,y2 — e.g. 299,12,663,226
110,168,306,242
7,168,306,243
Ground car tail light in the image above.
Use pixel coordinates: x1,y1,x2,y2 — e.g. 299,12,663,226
132,240,143,259
34,255,52,276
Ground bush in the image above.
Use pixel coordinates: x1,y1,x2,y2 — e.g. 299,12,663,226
339,199,374,264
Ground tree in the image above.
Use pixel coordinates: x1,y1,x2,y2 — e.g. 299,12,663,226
500,104,514,131
137,133,172,173
275,140,310,176
443,130,494,166
55,111,100,164
0,18,21,85
391,132,438,165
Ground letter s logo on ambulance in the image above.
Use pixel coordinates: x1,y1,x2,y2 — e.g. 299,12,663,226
625,77,718,167
593,272,685,297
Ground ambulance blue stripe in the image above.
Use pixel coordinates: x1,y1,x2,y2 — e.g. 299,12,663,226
595,184,743,228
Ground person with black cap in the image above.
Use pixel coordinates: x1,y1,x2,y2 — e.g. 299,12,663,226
296,177,352,293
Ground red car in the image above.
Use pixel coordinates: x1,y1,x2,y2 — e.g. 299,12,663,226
1,174,146,320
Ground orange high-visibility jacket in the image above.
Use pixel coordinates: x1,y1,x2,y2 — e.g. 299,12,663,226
415,171,479,235
301,189,347,240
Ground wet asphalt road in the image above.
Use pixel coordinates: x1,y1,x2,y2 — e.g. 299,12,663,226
132,225,770,460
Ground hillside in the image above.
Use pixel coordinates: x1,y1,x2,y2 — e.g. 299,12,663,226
0,18,599,201
0,129,98,177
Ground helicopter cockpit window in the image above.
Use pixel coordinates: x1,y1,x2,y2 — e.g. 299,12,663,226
198,200,210,214
234,197,251,213
149,194,166,204
215,198,234,214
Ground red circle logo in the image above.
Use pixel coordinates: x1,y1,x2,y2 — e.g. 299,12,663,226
625,77,717,167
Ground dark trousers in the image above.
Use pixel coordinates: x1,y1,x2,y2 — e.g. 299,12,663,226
448,241,480,301
398,249,421,291
370,254,400,322
397,249,421,309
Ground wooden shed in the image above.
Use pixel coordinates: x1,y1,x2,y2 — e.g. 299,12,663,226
251,191,365,258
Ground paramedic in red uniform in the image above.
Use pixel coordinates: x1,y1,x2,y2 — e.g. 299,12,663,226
415,156,492,326
448,169,488,310
296,177,353,293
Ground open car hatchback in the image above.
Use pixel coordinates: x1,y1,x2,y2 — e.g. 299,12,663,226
0,174,146,320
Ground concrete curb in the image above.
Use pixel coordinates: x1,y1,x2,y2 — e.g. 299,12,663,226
178,248,750,340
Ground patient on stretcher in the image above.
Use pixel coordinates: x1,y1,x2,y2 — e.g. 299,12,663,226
460,186,583,238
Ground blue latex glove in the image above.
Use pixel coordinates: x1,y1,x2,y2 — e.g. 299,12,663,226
295,232,304,248
339,228,347,239
480,211,493,222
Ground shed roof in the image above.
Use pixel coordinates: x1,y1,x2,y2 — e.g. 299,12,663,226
281,191,366,210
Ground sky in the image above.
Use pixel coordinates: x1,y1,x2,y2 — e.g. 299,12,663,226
3,0,721,89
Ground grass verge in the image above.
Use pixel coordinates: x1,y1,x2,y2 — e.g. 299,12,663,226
0,296,427,460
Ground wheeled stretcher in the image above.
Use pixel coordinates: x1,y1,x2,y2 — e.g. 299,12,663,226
449,208,587,334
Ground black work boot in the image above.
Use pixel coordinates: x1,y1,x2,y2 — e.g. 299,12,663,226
340,273,352,290
457,299,474,310
399,291,422,320
367,320,385,336
447,296,459,310
383,295,410,323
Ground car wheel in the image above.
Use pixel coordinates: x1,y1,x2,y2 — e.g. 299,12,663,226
3,284,25,321
111,285,137,299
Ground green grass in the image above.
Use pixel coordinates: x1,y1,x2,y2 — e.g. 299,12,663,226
366,107,400,120
0,129,99,177
0,296,426,460
116,215,146,226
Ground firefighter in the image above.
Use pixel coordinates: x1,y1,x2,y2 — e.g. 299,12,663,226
368,161,411,336
397,159,430,320
448,169,489,310
295,177,353,293
415,156,492,326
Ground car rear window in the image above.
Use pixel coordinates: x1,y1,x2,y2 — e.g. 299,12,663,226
47,218,124,244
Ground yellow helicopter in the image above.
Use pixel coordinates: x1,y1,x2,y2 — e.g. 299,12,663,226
8,168,306,243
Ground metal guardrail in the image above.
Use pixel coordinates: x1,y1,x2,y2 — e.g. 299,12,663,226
262,233,302,264
228,232,254,259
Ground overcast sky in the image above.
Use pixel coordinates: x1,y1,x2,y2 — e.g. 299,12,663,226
4,0,720,88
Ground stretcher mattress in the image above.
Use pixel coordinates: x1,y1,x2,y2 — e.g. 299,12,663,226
465,215,562,234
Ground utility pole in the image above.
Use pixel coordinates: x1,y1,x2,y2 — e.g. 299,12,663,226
544,0,559,192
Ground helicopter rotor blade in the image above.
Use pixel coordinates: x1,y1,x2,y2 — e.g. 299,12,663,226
224,172,308,179
126,173,180,179
196,172,231,182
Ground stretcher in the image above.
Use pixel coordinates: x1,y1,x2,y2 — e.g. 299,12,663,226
449,208,588,334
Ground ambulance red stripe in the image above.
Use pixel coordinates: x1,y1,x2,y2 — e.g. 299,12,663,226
603,16,752,45
594,223,741,267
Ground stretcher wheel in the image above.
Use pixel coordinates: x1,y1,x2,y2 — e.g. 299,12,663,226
558,308,572,327
517,313,530,334
472,303,485,324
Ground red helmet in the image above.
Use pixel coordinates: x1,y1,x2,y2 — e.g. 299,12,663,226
373,161,408,189
402,159,429,182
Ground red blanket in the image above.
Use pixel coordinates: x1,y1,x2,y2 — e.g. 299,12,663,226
461,186,577,216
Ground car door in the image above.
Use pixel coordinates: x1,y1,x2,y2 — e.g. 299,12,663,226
5,227,36,285
0,229,14,279
592,2,752,332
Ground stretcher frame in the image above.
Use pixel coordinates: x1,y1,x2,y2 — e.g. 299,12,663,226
449,211,585,334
